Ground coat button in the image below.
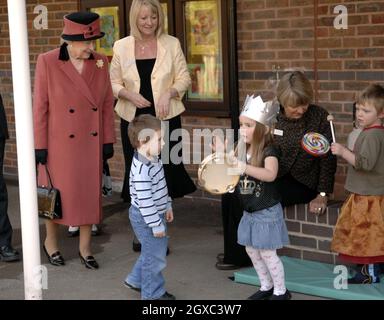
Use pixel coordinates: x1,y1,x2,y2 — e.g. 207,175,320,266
91,131,98,136
92,107,98,111
69,108,75,113
69,134,75,138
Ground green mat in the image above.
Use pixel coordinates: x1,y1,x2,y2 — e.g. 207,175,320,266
234,256,384,300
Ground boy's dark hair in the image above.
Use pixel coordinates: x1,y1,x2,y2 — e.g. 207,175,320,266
356,83,384,114
128,114,161,149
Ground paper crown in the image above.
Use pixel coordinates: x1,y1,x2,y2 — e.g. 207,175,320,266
240,95,279,126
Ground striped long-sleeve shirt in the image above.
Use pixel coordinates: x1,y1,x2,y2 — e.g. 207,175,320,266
130,152,172,234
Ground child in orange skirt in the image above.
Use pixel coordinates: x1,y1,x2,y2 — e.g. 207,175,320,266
331,84,384,284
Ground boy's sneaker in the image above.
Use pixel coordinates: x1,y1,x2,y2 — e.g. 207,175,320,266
124,281,141,292
348,264,380,284
156,291,176,300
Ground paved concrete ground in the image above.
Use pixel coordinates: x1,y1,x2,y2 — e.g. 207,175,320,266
0,182,325,300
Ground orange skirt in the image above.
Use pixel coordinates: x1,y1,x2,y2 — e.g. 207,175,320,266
331,194,384,259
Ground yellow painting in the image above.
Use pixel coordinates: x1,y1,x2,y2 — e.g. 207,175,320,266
91,7,120,57
186,1,219,56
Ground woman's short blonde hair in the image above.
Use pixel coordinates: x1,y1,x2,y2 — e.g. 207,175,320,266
277,71,313,108
129,0,165,39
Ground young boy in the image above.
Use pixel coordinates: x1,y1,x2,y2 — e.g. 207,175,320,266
124,114,175,300
331,84,384,284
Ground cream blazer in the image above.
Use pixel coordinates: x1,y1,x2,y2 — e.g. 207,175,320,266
110,34,191,122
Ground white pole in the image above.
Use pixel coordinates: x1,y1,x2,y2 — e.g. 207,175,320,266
7,0,42,300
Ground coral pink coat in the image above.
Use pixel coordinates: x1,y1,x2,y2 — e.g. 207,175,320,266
33,48,115,226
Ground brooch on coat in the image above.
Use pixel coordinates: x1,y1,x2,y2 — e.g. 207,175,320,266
96,59,104,69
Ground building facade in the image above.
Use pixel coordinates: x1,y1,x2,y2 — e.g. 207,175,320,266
1,0,383,263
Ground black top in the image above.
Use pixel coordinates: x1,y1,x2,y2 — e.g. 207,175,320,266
237,145,281,212
274,104,337,194
135,58,156,117
0,94,9,139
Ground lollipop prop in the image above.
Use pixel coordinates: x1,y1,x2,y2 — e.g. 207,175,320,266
327,114,336,143
301,132,330,157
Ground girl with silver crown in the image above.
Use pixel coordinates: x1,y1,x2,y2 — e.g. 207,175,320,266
231,95,291,300
214,96,291,300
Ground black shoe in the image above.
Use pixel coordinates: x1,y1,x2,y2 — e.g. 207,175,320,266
269,290,292,300
247,287,274,300
79,252,99,269
0,245,20,262
43,245,65,266
348,264,380,284
156,291,176,300
347,274,380,284
124,281,141,292
215,261,240,270
67,226,79,238
91,224,101,236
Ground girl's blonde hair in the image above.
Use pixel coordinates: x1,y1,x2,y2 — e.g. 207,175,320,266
236,121,274,167
129,0,165,40
277,71,313,108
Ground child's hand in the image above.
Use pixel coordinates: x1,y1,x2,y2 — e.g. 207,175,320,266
166,209,174,223
331,142,345,156
228,150,247,175
210,136,227,154
154,231,166,238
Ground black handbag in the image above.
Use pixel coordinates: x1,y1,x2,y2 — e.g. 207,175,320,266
37,166,62,220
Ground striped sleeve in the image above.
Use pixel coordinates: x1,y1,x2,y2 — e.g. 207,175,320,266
132,163,164,233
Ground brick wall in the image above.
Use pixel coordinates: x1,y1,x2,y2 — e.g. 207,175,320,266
237,0,384,200
0,0,381,266
2,0,384,202
279,201,342,264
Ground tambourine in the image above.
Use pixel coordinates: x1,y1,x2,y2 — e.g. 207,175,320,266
301,132,330,157
197,153,240,195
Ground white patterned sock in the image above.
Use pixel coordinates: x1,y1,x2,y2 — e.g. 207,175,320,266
259,249,286,296
246,246,273,291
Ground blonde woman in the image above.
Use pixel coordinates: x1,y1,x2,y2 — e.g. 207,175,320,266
110,0,196,251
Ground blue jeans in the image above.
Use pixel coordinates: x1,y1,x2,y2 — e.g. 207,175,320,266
125,205,168,300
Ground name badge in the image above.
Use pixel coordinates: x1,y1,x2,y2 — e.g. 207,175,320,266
274,129,283,136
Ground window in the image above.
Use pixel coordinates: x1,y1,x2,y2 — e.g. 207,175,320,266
81,0,238,118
